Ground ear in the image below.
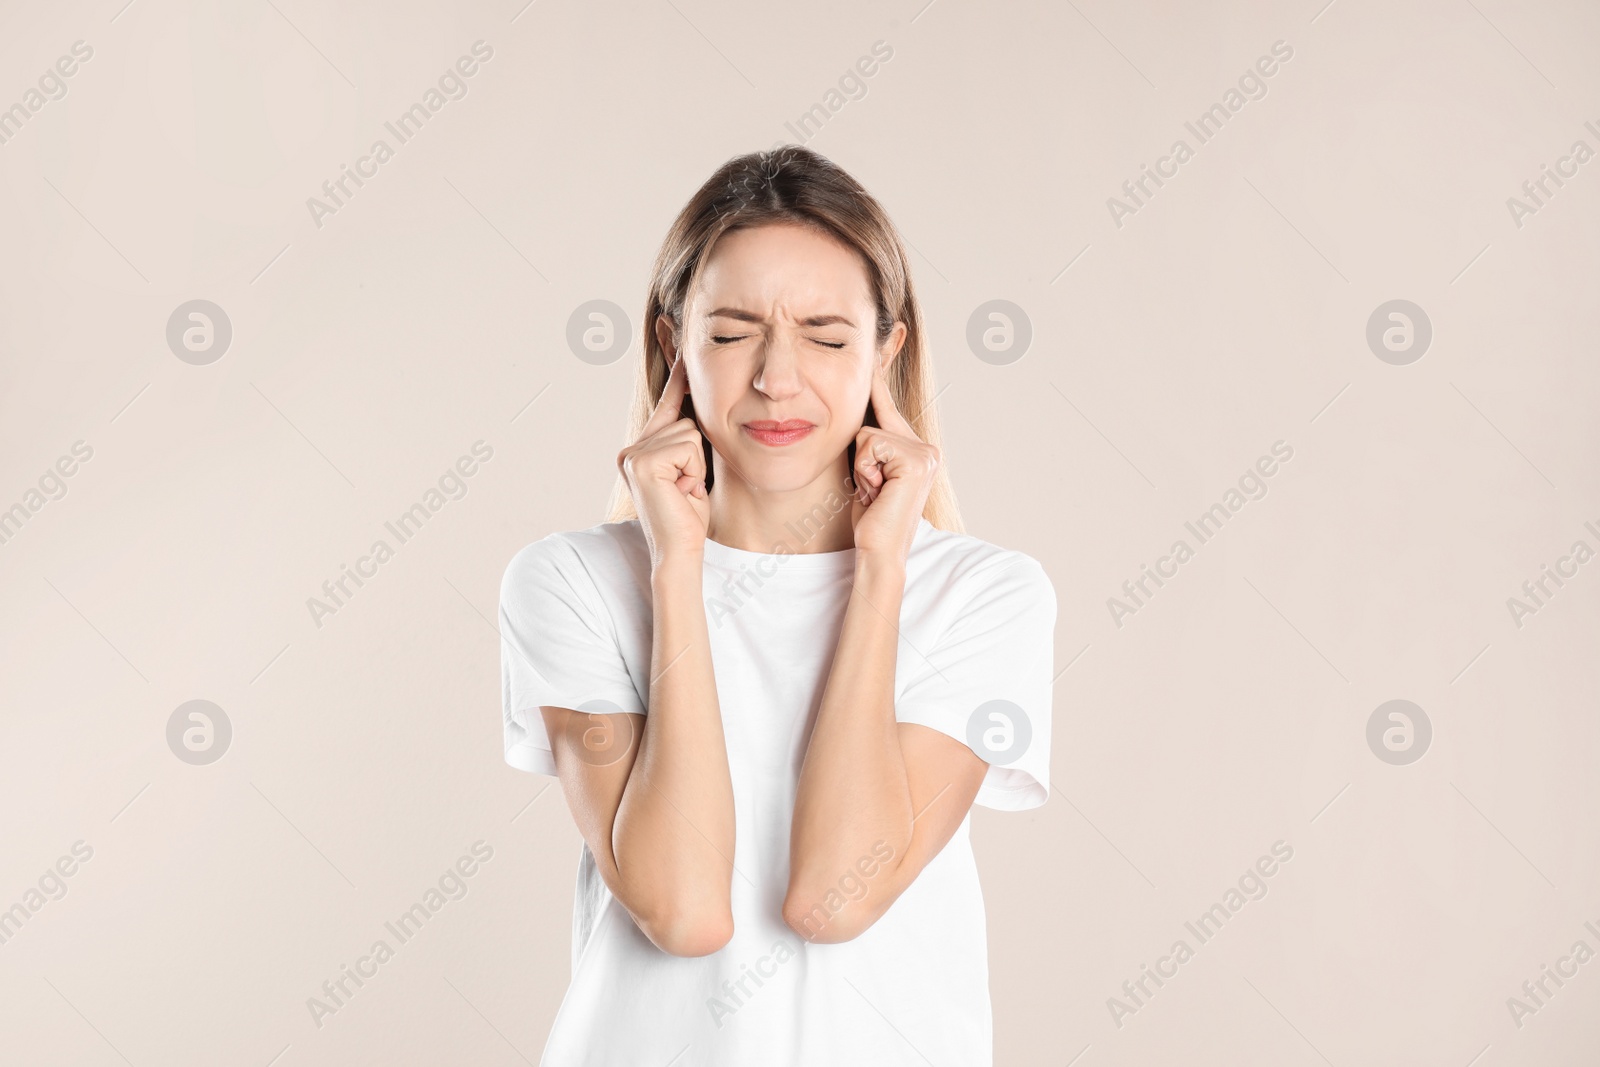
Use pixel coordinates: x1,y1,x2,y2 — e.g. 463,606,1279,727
877,320,907,376
656,314,689,391
655,314,679,367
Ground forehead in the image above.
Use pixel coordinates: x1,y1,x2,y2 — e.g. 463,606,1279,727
690,221,874,317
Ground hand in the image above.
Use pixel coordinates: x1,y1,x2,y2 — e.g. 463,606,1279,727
850,361,939,562
617,356,709,567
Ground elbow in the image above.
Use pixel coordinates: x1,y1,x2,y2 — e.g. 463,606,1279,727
636,902,735,957
781,845,908,944
610,852,734,956
781,890,876,945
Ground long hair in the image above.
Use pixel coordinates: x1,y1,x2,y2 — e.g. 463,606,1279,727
603,145,963,533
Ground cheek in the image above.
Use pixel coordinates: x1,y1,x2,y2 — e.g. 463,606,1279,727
845,377,877,427
684,356,724,408
816,356,873,407
684,361,739,439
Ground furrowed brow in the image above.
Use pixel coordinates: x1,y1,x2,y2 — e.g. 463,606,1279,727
706,307,855,328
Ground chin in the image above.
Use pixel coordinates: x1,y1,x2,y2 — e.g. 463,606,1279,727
723,448,834,493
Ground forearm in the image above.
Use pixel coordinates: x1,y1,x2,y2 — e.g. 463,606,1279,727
612,555,736,950
784,558,914,937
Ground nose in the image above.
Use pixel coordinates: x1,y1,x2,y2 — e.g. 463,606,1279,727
751,330,804,401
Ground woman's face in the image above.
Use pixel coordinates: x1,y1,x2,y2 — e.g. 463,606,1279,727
661,221,905,495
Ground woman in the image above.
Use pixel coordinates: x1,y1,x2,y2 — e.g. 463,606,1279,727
500,146,1057,1065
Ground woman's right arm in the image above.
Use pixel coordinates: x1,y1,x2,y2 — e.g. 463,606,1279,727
541,547,734,957
540,354,735,958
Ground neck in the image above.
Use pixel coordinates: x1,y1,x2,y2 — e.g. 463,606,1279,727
704,454,858,554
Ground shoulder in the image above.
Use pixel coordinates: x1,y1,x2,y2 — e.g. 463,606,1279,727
908,520,1056,616
500,520,648,604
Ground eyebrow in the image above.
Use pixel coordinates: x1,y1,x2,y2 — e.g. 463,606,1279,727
707,307,856,328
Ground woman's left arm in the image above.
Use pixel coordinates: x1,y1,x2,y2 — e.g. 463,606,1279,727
782,362,989,945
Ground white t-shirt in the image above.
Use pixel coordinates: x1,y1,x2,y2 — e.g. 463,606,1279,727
500,516,1056,1066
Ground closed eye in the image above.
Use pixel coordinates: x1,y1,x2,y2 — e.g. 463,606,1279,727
710,335,846,349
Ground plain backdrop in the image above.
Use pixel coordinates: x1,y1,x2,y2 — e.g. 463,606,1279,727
1,0,1597,1064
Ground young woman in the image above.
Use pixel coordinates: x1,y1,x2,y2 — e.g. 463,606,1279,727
499,146,1057,1066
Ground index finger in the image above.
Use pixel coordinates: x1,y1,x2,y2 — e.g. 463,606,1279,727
869,358,918,438
641,355,689,439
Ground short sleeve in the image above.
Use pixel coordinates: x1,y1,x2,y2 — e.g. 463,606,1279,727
895,554,1057,811
499,537,646,776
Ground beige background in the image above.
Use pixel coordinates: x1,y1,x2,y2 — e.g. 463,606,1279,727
2,0,1597,1063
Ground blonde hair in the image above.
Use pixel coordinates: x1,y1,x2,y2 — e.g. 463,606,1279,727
604,145,962,533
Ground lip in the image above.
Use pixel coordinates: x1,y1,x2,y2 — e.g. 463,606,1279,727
742,420,815,447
